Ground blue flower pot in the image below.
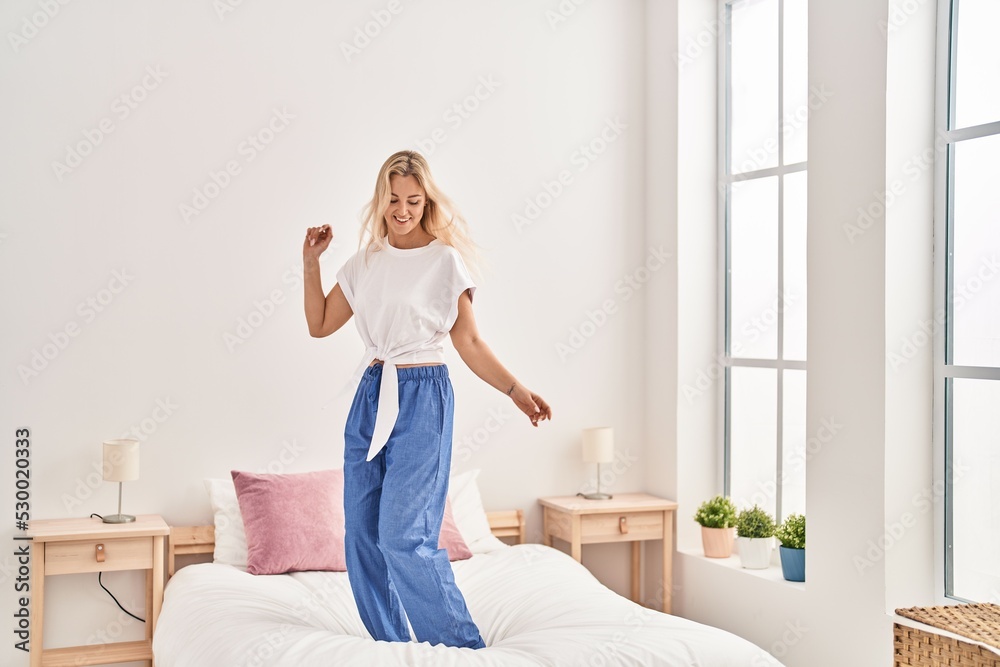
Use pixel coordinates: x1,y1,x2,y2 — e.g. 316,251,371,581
779,546,805,582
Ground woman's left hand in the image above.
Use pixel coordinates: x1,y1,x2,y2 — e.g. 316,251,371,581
510,385,552,427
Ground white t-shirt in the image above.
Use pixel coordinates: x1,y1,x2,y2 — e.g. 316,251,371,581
336,238,476,461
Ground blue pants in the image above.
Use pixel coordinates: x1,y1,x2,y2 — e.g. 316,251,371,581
343,363,486,649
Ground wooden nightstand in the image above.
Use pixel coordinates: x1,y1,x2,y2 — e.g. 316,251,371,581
25,514,169,667
538,493,678,614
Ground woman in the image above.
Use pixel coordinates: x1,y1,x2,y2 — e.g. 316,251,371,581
302,150,552,650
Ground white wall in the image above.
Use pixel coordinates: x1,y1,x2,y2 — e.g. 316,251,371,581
883,0,937,612
0,1,651,662
640,0,681,620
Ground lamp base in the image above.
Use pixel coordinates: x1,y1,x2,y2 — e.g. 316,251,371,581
580,492,613,500
102,514,136,524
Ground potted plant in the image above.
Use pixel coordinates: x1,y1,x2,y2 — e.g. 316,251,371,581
735,504,775,569
775,513,805,582
693,495,737,558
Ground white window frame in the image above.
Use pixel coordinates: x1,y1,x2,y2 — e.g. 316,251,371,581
718,0,807,522
936,0,1000,603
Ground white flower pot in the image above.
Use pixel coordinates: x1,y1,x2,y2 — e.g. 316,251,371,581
737,536,773,569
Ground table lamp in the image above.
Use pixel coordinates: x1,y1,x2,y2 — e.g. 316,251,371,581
102,438,139,523
581,427,614,500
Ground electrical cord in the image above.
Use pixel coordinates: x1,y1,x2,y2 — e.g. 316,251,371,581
88,513,146,623
98,573,145,623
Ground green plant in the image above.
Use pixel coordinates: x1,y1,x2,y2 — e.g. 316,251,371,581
736,505,776,539
775,513,805,549
693,495,737,529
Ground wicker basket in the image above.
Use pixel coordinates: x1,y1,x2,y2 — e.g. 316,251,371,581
895,623,1000,666
894,604,1000,667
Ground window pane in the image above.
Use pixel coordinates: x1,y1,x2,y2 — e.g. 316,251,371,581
954,0,1000,129
730,367,777,517
782,0,808,165
730,176,779,359
951,134,1000,368
951,378,1000,602
784,171,808,360
781,369,806,520
730,0,779,174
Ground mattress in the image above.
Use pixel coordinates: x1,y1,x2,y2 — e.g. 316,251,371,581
153,542,782,666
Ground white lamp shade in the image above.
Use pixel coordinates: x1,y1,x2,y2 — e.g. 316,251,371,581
103,439,140,482
582,427,614,464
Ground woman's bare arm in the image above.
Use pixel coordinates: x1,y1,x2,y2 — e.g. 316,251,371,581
303,225,353,338
449,290,552,426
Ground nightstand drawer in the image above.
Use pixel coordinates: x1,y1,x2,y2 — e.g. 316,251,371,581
580,510,663,544
44,537,152,575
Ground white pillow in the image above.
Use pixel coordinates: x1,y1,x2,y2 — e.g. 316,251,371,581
448,469,508,554
204,469,505,568
204,478,247,571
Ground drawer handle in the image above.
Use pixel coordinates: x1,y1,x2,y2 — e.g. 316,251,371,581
95,543,105,563
619,516,629,534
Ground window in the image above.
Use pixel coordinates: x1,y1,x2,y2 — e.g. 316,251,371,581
720,0,808,522
939,0,1000,603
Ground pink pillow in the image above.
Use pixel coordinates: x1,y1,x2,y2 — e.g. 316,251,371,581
440,499,473,561
232,469,346,575
231,469,471,575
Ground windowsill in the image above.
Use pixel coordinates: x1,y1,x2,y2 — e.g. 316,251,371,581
678,547,806,591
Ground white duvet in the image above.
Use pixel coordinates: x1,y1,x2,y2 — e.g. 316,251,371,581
154,543,782,666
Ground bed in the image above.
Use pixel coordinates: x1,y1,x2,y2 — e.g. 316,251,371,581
152,472,782,666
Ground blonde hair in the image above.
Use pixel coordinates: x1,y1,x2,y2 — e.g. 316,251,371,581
357,150,480,277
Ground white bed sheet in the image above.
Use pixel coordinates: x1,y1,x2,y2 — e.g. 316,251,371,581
154,543,782,666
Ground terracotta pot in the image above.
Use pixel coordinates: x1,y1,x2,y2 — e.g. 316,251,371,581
700,526,736,558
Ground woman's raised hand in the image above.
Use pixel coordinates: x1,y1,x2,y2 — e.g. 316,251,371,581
303,224,333,260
